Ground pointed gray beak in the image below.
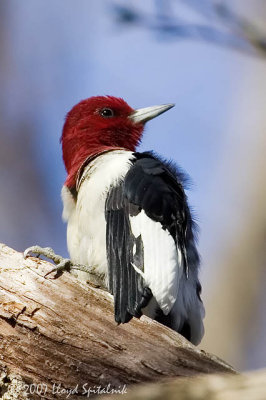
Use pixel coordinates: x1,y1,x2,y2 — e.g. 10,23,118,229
130,103,175,124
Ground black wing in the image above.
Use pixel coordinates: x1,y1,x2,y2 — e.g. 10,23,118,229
105,152,199,327
105,185,149,323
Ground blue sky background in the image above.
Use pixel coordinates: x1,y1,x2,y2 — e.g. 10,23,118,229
1,0,265,370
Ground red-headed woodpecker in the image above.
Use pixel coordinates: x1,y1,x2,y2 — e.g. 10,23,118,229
25,95,204,345
60,96,204,345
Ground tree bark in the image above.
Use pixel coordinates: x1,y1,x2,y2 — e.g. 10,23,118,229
107,368,266,400
0,243,234,400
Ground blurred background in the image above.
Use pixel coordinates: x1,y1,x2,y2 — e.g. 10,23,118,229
0,0,265,371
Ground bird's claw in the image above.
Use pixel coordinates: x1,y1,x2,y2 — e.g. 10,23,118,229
24,246,61,262
24,245,73,278
24,245,98,280
43,259,73,279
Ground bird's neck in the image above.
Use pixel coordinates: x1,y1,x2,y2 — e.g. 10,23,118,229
62,124,143,189
63,143,129,189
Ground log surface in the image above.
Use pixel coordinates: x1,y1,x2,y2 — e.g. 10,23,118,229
107,369,266,400
0,244,235,399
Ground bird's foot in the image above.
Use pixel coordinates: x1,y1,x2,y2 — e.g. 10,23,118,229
23,245,96,279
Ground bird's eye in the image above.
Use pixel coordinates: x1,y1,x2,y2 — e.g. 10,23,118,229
100,108,114,118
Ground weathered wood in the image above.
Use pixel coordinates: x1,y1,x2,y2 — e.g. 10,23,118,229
0,243,235,399
107,369,266,400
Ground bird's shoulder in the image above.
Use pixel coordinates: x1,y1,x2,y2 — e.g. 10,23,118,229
105,151,197,251
107,151,189,221
127,151,189,201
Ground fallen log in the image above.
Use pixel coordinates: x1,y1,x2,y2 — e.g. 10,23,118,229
0,243,234,399
107,369,266,400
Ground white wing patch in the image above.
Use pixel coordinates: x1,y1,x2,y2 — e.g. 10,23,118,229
129,210,182,315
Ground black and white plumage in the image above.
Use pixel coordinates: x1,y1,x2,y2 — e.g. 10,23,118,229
62,149,205,345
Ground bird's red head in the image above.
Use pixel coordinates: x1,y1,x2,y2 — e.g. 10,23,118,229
61,95,174,188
